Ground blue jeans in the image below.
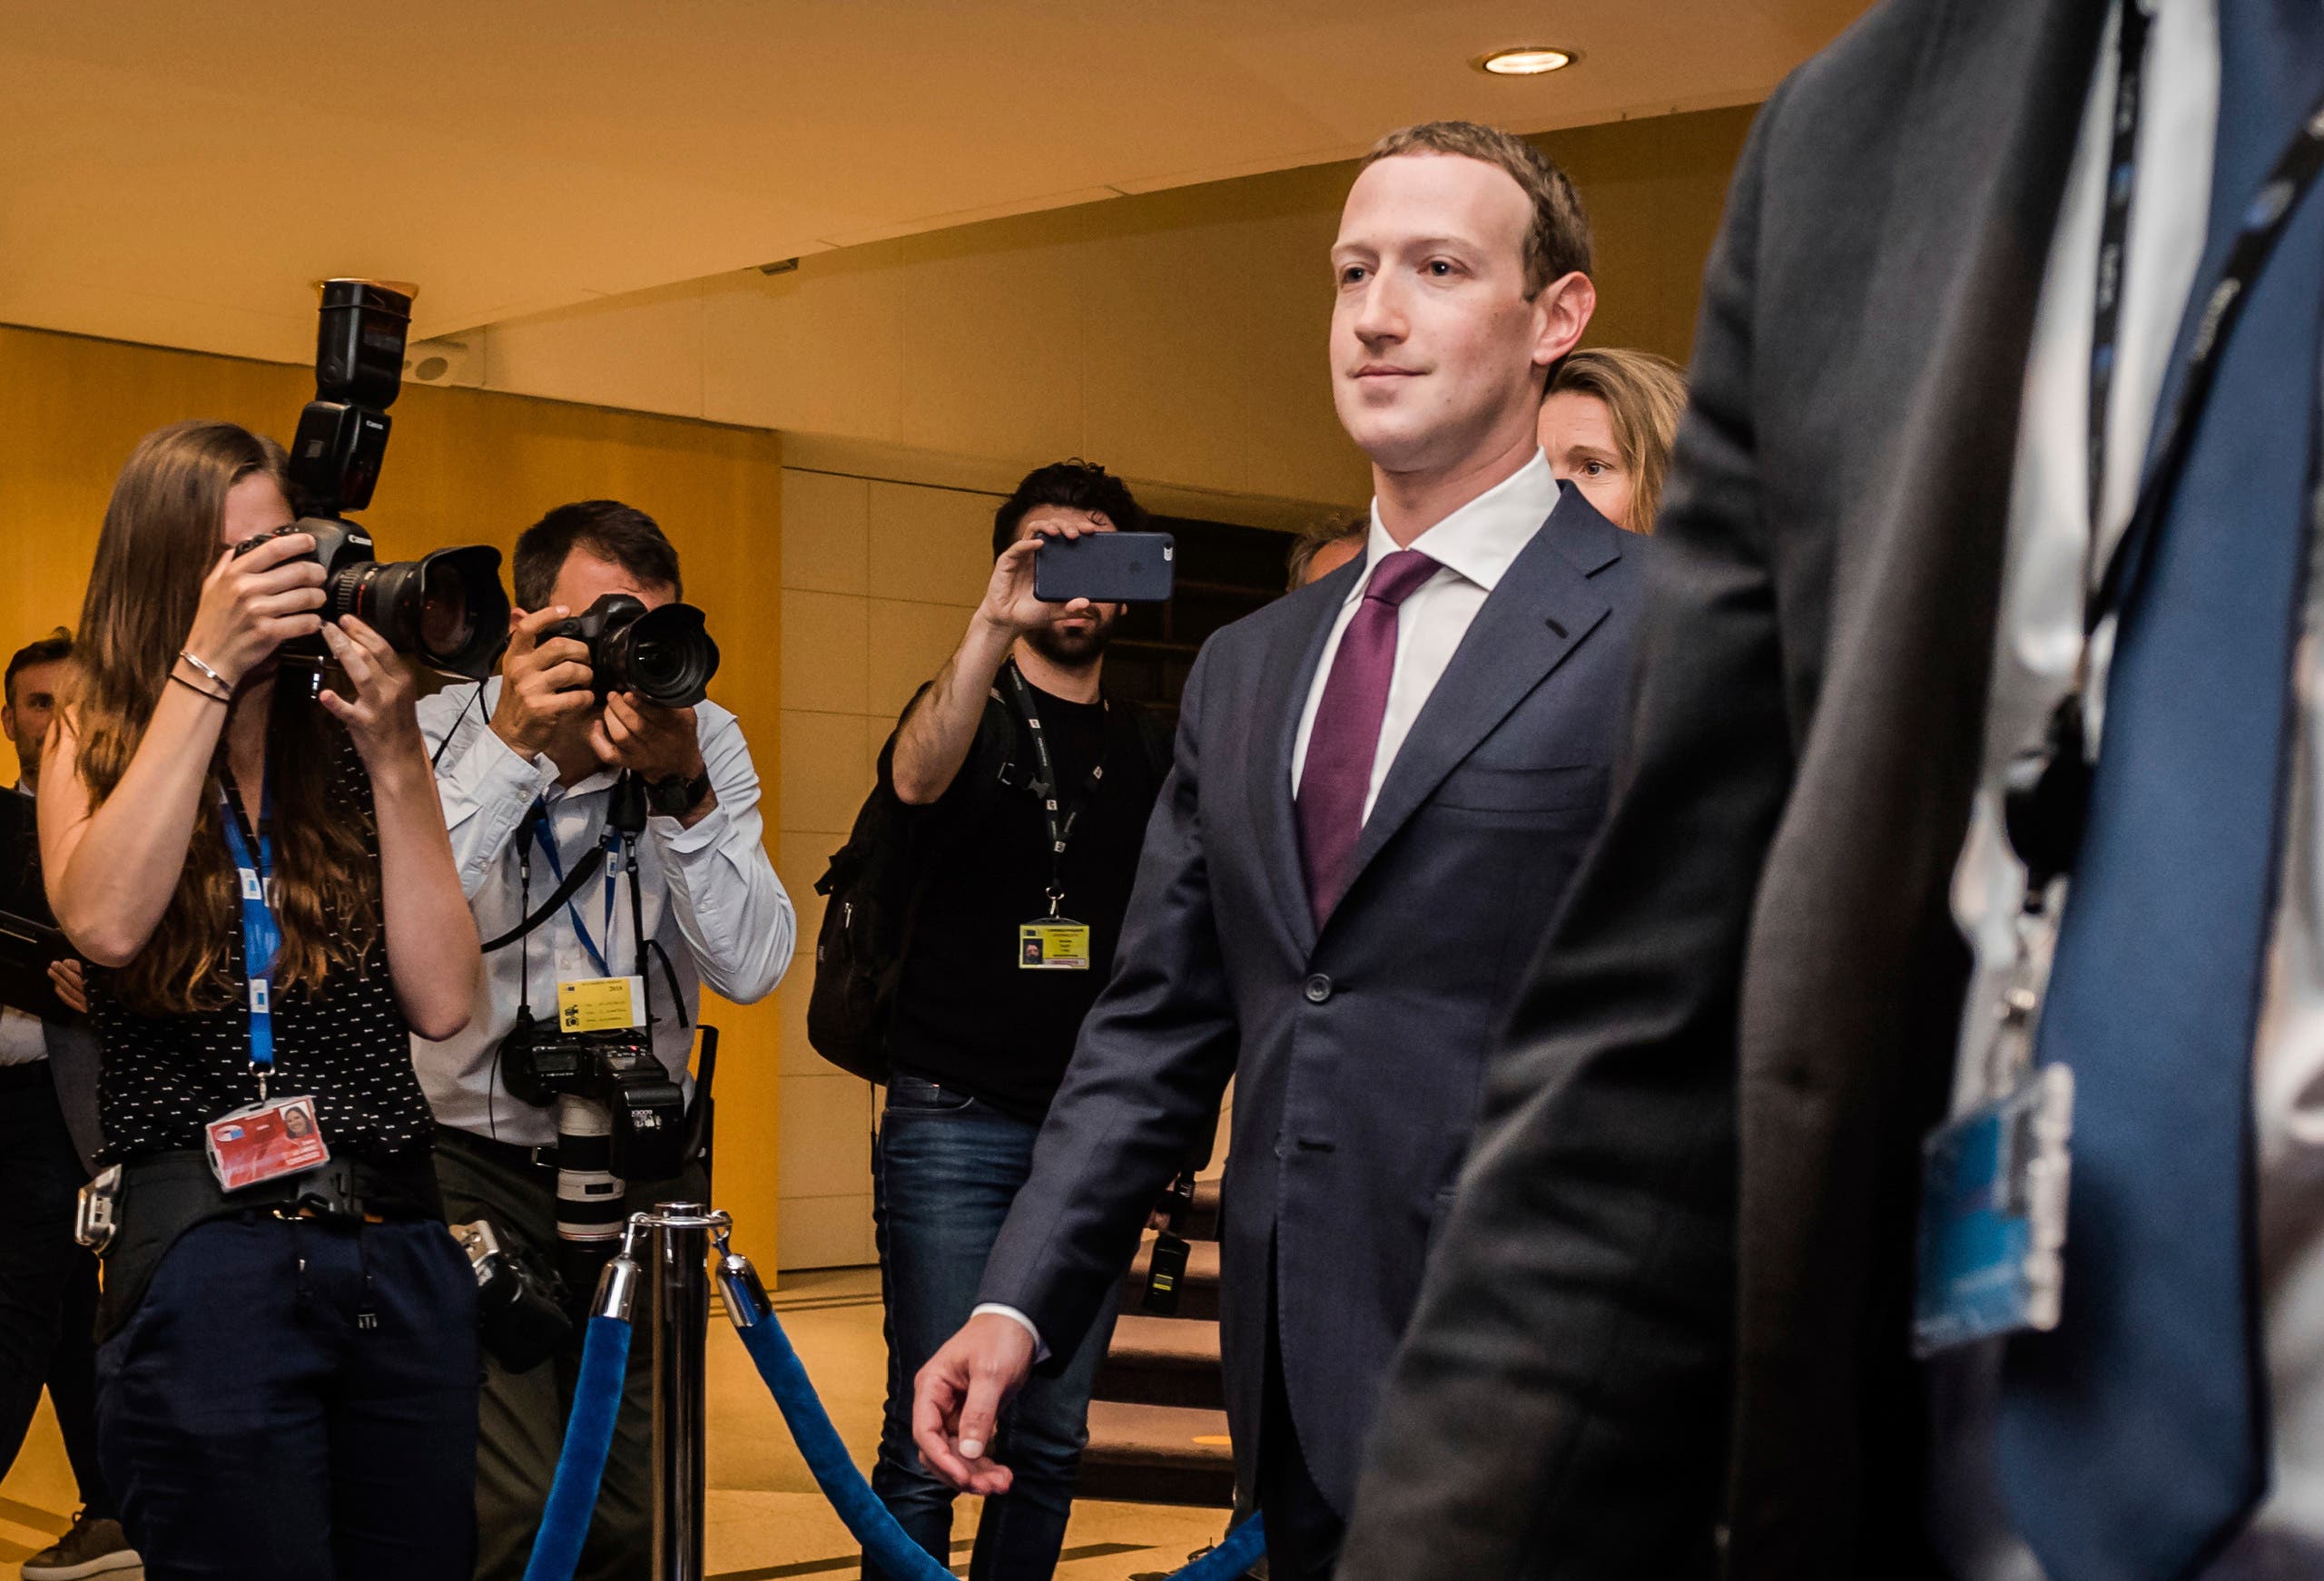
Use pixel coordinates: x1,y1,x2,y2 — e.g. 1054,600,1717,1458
96,1214,479,1581
866,1073,1118,1581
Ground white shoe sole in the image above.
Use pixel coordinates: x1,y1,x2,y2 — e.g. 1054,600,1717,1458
20,1554,142,1580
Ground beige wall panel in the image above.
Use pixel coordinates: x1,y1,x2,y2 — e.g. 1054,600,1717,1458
704,262,910,444
781,590,871,715
894,226,1089,466
776,978,825,1080
780,468,872,596
777,1193,876,1272
777,1073,875,1199
780,709,873,836
866,482,1000,607
865,599,978,724
484,280,709,421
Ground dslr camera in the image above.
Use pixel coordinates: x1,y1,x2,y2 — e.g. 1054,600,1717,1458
232,280,510,681
544,593,720,711
500,1015,685,1249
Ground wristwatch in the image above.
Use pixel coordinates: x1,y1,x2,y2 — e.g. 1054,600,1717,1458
645,768,714,819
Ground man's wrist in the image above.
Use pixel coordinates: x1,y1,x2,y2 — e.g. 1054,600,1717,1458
970,1303,1049,1362
487,710,545,763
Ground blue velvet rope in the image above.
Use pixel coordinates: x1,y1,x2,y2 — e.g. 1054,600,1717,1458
727,1307,1267,1581
523,1314,633,1581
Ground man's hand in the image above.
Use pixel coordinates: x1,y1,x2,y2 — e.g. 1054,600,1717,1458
591,692,707,786
973,522,1097,645
489,606,596,761
911,1312,1037,1495
48,959,86,1016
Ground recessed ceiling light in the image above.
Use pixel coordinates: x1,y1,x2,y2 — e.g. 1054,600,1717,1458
1475,46,1576,76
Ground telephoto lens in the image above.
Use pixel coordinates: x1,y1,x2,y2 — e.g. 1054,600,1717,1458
554,1094,627,1246
544,593,720,710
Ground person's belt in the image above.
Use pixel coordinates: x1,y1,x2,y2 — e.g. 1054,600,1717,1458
0,1060,54,1095
433,1124,559,1174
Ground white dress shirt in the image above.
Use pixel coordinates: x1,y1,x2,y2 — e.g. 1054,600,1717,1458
1292,454,1564,815
0,781,47,1065
977,453,1564,1359
412,680,793,1148
1941,0,2324,1571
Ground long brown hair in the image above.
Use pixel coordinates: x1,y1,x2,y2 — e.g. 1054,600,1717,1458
73,420,379,1014
1549,348,1689,535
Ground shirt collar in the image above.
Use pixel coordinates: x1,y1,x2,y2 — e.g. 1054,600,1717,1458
1356,450,1561,599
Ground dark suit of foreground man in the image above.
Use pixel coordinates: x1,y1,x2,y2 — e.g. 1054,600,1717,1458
1342,0,2324,1577
908,121,1645,1580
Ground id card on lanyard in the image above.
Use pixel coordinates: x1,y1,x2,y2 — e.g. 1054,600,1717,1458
211,776,330,1191
530,799,645,1028
1914,5,2324,1354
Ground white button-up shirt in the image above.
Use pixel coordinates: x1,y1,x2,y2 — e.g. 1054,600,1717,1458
1943,0,2324,1571
413,680,793,1148
1292,453,1562,820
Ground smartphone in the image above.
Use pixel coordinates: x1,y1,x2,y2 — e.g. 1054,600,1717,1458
1034,531,1177,604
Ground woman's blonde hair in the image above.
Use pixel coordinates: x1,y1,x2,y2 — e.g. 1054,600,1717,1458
72,420,379,1014
1548,348,1689,535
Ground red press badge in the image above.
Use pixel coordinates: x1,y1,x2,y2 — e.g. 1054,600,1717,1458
204,1095,330,1193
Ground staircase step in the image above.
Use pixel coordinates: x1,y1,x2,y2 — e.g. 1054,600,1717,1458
1119,1236,1221,1320
1078,1400,1237,1508
1183,1175,1223,1240
1095,1316,1226,1410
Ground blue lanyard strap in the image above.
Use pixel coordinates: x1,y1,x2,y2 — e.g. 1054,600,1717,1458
219,777,278,1074
528,800,618,977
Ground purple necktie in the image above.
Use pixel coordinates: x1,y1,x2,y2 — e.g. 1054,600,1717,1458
1296,548,1440,927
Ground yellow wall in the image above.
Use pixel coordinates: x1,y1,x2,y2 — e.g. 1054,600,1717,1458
0,323,790,1261
469,107,1758,511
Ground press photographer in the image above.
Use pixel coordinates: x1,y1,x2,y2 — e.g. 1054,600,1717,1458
415,498,792,1581
37,412,485,1577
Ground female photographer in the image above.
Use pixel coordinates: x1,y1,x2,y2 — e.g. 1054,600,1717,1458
39,420,483,1580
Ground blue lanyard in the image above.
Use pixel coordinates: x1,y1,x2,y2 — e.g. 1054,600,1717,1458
529,800,618,977
219,778,278,1075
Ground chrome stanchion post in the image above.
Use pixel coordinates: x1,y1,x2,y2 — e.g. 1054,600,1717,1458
645,1203,729,1581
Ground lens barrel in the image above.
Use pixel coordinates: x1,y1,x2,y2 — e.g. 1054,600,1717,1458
555,1095,627,1244
605,603,719,710
338,545,510,680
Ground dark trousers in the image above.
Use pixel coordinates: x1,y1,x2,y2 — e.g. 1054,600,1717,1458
866,1073,1118,1581
434,1129,709,1581
0,1064,111,1517
1258,1272,1342,1581
95,1213,479,1581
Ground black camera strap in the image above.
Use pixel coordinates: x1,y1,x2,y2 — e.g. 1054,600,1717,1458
1002,661,1108,918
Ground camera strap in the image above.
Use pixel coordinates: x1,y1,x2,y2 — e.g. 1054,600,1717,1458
218,773,279,1097
527,800,619,977
1002,662,1108,918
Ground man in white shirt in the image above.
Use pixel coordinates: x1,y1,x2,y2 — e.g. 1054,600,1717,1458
909,121,1650,1580
1334,2,2324,1577
415,501,792,1581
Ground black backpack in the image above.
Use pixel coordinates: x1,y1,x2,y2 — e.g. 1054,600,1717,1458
806,688,1172,1084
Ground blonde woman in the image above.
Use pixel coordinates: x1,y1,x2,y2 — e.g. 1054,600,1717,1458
1540,348,1689,534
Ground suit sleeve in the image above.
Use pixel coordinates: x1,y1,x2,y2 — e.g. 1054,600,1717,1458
973,640,1242,1360
1337,83,1799,1581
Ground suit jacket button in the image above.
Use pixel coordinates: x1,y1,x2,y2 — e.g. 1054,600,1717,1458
1304,974,1333,1004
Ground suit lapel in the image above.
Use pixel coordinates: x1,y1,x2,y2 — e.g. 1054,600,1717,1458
1255,558,1361,955
1334,491,1621,908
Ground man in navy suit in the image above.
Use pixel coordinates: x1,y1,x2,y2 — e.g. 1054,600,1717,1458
910,119,1649,1579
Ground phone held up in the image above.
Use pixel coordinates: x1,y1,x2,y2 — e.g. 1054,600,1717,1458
1033,531,1176,605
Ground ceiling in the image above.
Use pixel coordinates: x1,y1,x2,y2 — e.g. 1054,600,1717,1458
0,0,1866,366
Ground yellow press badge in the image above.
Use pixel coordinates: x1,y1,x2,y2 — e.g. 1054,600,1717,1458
1019,918,1092,971
557,975,646,1032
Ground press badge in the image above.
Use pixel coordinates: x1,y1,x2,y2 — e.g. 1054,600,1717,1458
1019,918,1091,971
1912,1064,2073,1357
204,1094,330,1193
557,975,646,1032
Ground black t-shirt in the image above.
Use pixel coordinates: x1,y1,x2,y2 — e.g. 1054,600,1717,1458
93,733,435,1167
884,672,1167,1120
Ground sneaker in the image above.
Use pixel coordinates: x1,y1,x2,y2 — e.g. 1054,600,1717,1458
20,1510,140,1580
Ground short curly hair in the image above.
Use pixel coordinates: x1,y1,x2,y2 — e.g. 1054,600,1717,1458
990,459,1149,558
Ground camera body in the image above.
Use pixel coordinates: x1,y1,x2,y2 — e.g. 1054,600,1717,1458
243,280,512,681
500,1015,685,1242
451,1218,574,1373
542,593,720,711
